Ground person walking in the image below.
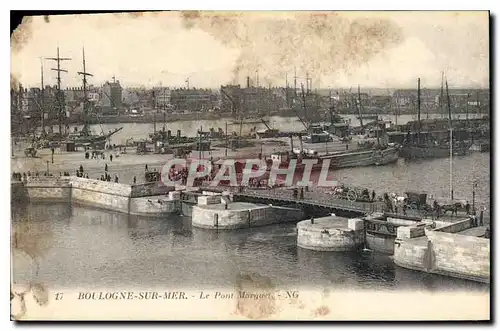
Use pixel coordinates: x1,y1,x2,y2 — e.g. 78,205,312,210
110,154,113,162
105,163,108,172
133,176,137,184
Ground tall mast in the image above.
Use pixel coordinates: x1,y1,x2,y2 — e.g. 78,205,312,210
306,72,310,94
440,71,444,118
395,95,399,126
417,78,421,144
40,58,45,134
225,121,228,157
77,47,93,136
199,126,202,160
285,73,289,108
446,79,453,200
466,92,470,124
476,91,480,114
425,88,429,120
152,89,157,135
47,46,71,134
357,85,364,128
329,90,334,125
301,83,309,129
163,88,167,131
293,66,297,97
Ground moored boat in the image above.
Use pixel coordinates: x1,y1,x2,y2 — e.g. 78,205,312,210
400,141,472,159
267,145,400,171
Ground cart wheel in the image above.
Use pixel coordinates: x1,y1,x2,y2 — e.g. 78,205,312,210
347,190,357,202
409,203,418,210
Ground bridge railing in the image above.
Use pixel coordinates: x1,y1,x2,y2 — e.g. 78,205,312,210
237,187,384,214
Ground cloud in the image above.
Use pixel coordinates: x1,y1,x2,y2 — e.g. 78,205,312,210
11,11,489,89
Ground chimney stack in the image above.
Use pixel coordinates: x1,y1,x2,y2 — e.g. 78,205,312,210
247,76,250,88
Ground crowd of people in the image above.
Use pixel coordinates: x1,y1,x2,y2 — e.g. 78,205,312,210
12,171,55,181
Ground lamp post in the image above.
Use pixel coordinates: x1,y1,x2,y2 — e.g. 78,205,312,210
472,181,478,214
46,160,49,174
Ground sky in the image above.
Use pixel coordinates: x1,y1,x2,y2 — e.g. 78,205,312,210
10,11,489,90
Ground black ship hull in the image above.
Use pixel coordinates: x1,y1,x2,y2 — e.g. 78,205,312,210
400,142,472,159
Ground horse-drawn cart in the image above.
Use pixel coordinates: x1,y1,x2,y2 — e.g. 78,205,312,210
433,197,468,215
24,147,37,157
331,185,372,202
404,191,433,212
403,191,467,216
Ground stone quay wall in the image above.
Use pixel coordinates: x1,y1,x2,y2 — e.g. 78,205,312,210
192,204,304,230
20,177,72,203
70,177,132,213
130,182,173,198
393,221,490,283
297,218,365,252
129,192,181,217
392,227,429,272
425,230,490,283
434,218,473,233
13,177,180,217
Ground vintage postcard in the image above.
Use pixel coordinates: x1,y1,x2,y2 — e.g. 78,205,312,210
10,10,490,321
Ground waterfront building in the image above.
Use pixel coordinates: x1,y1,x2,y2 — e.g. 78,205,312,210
122,87,151,109
170,87,218,112
220,81,288,115
153,87,171,109
370,95,392,109
393,88,489,113
220,84,242,113
102,78,123,110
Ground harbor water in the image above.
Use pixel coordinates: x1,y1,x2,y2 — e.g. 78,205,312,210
12,202,489,292
12,154,490,292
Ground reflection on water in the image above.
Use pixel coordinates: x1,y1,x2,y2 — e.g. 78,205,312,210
11,203,489,293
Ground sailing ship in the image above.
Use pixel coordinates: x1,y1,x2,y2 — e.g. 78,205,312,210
399,78,471,159
270,83,400,170
66,48,123,149
267,145,399,172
